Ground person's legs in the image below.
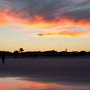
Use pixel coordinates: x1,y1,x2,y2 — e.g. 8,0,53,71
2,59,5,64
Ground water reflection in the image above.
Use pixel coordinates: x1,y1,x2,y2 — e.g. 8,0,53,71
0,77,90,90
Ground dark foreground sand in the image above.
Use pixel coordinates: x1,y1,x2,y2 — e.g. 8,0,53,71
0,56,90,84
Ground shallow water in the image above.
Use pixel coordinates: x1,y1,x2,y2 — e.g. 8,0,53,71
0,77,90,90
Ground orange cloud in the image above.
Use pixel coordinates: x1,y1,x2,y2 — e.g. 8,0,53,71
0,8,90,27
25,16,90,29
0,8,90,38
38,30,90,37
0,8,27,26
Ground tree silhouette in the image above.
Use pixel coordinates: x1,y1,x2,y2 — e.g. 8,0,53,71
19,48,24,53
14,50,19,58
65,49,67,52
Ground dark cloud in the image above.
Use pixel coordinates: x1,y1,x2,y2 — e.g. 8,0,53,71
63,1,90,21
0,0,90,21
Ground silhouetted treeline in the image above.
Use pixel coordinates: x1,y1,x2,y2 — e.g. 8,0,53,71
0,50,90,57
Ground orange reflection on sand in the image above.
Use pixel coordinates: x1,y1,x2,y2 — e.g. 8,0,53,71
0,77,90,90
0,77,73,90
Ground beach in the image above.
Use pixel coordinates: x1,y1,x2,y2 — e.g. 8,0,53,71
0,56,90,90
0,56,90,83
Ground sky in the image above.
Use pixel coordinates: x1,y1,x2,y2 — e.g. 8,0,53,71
0,0,90,52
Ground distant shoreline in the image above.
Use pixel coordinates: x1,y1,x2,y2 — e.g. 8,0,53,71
0,50,90,57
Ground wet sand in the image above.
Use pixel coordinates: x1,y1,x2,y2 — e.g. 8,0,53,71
0,56,90,84
0,77,90,90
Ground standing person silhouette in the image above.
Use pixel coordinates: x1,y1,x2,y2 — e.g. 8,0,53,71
1,52,6,64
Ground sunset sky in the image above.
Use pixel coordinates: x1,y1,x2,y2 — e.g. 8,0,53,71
0,0,90,52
